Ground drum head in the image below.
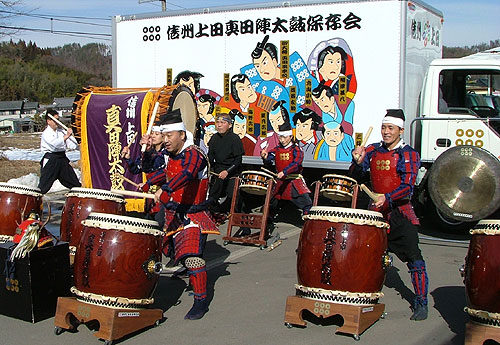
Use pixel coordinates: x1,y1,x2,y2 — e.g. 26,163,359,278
320,189,352,201
170,86,198,136
240,185,268,196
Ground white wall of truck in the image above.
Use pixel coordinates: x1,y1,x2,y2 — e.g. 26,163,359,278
112,0,443,169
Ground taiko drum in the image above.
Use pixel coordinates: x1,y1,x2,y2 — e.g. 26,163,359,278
297,207,389,295
72,213,163,308
0,182,43,239
60,188,126,255
464,220,500,315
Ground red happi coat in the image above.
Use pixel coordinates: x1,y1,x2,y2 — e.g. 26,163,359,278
270,144,310,200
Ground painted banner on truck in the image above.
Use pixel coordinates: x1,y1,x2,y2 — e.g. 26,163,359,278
114,0,442,165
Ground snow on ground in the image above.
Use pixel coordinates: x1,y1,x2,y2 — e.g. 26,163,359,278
2,148,81,194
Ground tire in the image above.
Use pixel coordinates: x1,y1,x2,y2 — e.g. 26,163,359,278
426,197,477,233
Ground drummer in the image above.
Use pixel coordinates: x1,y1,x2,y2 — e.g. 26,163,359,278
207,112,245,216
121,122,165,224
260,121,312,220
140,110,219,320
350,109,429,321
38,109,81,194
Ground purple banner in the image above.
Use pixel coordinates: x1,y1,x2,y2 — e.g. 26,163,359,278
85,92,147,190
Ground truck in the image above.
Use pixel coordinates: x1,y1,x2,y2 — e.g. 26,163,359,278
111,0,500,230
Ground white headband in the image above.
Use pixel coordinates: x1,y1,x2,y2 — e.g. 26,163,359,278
382,116,404,128
160,122,186,133
151,125,161,132
278,130,293,136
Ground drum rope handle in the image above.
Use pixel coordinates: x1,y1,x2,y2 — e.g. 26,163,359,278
141,101,160,153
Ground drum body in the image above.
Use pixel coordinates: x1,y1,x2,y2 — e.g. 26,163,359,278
297,206,389,305
239,171,272,195
464,220,500,322
60,188,126,254
72,213,163,308
0,183,42,240
320,174,357,201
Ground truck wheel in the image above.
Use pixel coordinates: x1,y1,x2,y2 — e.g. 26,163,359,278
427,199,477,232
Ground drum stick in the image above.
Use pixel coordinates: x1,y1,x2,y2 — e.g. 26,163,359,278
110,189,155,199
360,184,383,201
46,112,79,145
141,101,160,153
118,174,140,188
209,171,220,177
126,131,139,149
353,126,373,161
360,126,373,148
260,167,278,178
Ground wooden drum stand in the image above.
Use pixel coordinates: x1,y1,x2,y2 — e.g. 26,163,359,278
223,177,278,249
465,322,500,345
54,297,163,345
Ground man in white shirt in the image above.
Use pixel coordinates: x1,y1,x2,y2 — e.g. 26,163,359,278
38,109,80,194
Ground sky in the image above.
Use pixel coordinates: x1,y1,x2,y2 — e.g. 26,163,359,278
0,0,498,49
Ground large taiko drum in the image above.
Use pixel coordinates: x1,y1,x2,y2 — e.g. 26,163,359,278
320,174,357,201
72,213,163,309
463,220,500,326
239,170,273,195
296,206,390,305
0,182,43,242
60,188,126,256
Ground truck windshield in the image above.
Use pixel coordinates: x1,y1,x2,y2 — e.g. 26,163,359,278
438,69,500,119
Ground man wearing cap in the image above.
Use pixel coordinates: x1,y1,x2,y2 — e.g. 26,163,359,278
261,121,312,219
207,113,244,215
140,109,219,320
350,109,429,321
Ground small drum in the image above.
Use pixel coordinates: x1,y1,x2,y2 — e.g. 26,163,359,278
60,188,126,256
320,174,357,201
0,182,43,242
464,220,500,326
239,171,273,195
296,206,390,305
72,212,163,309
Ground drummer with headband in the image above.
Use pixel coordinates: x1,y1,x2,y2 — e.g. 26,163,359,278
121,122,165,223
139,110,219,320
261,121,312,220
350,109,429,321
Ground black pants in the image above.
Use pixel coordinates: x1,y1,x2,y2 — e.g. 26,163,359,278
270,185,312,216
38,152,81,194
208,176,236,213
387,208,423,263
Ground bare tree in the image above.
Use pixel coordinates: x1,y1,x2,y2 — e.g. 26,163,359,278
0,0,24,38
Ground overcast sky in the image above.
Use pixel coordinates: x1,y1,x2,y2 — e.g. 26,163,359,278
0,0,498,48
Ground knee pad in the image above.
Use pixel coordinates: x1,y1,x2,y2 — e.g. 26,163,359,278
184,256,206,269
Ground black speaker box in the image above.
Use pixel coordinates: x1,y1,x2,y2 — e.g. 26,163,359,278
0,241,71,322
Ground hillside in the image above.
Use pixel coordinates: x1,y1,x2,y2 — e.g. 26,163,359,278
0,38,498,105
0,40,111,104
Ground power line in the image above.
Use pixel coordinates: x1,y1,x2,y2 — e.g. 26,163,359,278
0,10,111,27
0,25,111,41
0,9,110,21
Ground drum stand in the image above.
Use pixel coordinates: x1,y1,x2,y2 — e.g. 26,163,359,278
223,177,278,249
465,321,500,345
54,297,163,345
284,295,385,341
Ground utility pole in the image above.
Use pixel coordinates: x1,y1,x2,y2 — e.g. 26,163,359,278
161,0,166,11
